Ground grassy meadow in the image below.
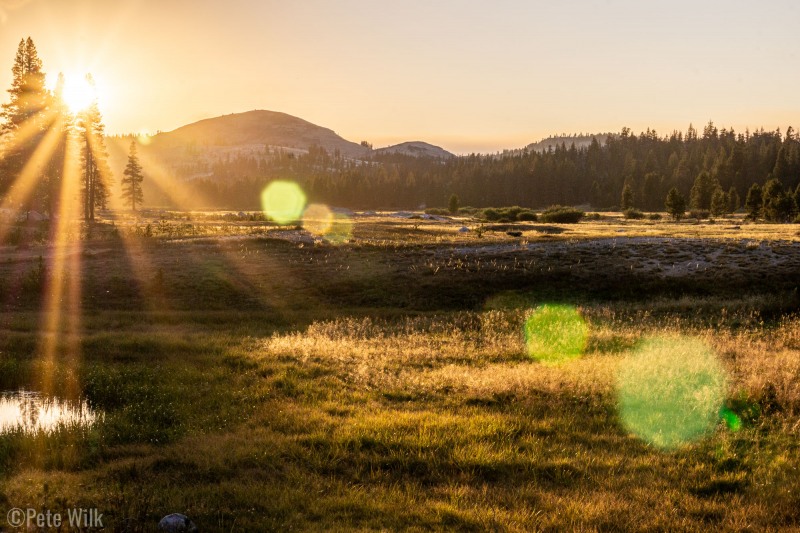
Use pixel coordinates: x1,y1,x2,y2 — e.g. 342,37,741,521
0,212,798,531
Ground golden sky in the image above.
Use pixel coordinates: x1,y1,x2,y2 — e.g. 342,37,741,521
1,0,799,154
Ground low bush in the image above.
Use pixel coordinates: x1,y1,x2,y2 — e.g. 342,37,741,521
483,208,501,221
623,208,646,220
516,210,538,221
540,205,584,223
481,206,530,221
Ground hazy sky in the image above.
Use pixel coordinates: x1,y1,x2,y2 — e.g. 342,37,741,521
1,0,798,154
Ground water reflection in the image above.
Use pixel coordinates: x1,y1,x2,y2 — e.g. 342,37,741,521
0,390,100,434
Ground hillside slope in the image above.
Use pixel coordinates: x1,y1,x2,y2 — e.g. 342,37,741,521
374,141,454,159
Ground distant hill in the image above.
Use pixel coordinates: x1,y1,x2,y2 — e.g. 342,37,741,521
147,110,370,159
106,110,460,185
106,110,376,184
374,141,454,159
525,133,615,153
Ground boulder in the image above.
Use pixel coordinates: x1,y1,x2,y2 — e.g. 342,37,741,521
158,513,198,532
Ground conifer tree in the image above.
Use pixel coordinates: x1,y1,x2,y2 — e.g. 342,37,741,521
689,171,719,210
448,193,459,214
43,73,70,216
745,183,763,220
0,37,49,199
665,187,685,220
710,187,728,217
761,179,795,222
121,141,144,211
620,184,634,210
727,186,740,213
76,75,111,221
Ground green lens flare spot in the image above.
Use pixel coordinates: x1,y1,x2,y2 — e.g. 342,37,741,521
617,337,727,450
720,408,742,432
325,213,353,244
261,181,306,224
524,304,587,364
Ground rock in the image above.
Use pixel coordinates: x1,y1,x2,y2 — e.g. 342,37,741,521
158,513,198,532
238,211,246,218
458,226,470,233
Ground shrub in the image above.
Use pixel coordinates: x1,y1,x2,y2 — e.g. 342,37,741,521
540,206,584,224
482,208,501,221
516,210,538,221
448,194,460,214
623,208,645,220
425,208,449,216
648,213,662,221
689,209,710,220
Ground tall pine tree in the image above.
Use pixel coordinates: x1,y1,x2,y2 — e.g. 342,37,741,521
0,37,50,200
76,75,111,221
121,141,144,211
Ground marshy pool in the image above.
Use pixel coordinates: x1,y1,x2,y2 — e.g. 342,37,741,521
0,390,100,434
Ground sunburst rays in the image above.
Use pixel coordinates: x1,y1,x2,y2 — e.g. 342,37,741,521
36,127,83,397
0,112,63,225
106,135,213,211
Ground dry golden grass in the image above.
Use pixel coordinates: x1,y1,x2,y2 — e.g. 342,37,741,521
0,214,798,530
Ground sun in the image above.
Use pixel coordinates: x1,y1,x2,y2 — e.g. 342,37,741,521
60,74,97,114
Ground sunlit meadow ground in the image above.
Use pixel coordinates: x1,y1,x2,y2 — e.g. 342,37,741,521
0,212,798,531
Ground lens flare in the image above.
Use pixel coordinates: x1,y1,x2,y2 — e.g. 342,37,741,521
302,203,334,235
302,204,353,243
720,408,742,432
524,304,587,364
325,213,353,244
617,337,727,450
261,181,306,224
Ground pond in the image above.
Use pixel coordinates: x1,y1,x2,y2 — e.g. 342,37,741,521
0,389,101,434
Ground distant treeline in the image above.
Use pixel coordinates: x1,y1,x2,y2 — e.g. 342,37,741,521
155,122,800,212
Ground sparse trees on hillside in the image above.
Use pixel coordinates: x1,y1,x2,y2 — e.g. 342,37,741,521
121,141,144,211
